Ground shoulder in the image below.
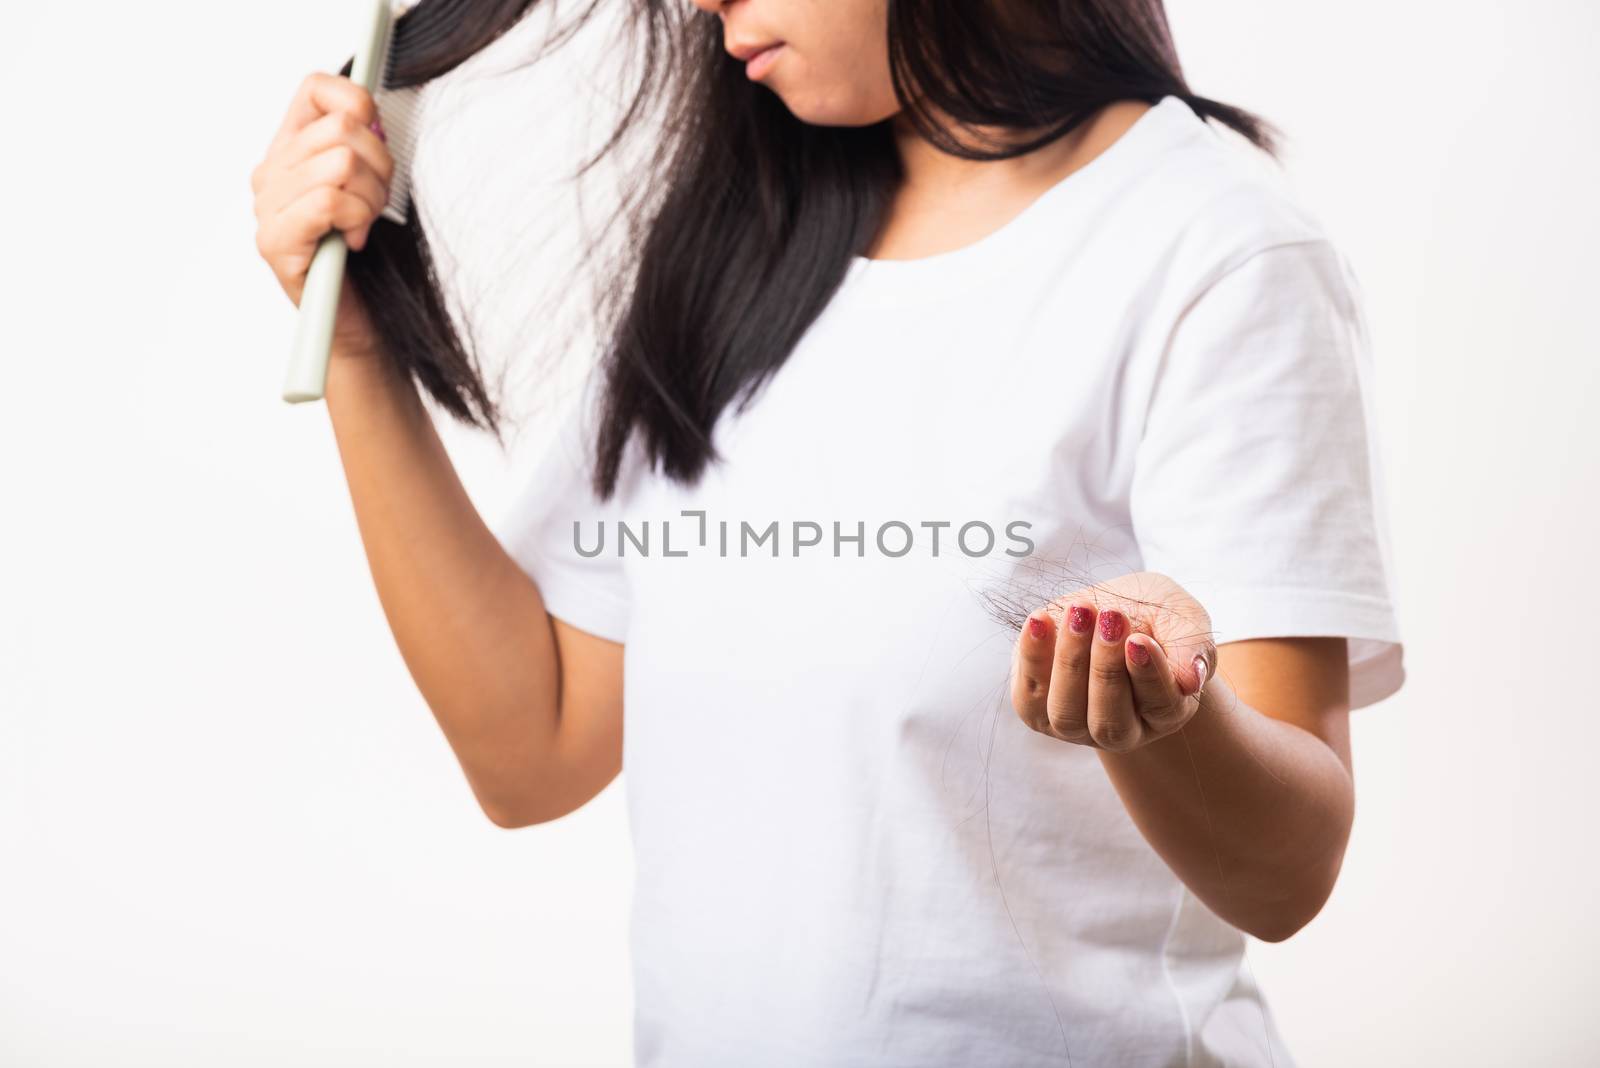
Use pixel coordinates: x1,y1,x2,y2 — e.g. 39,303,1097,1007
1104,105,1380,408
1124,98,1348,299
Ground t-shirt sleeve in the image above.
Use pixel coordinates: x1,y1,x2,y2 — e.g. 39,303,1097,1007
1128,238,1405,709
488,371,631,644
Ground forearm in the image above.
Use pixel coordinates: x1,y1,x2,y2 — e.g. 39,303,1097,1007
1098,674,1355,941
324,352,564,817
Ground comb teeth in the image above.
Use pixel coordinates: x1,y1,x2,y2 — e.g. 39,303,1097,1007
374,83,422,224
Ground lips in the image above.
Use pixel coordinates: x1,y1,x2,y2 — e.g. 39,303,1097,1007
727,39,784,62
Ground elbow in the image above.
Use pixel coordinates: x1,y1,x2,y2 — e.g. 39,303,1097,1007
1238,866,1343,943
477,786,548,830
483,802,535,830
469,757,565,830
471,741,622,829
1243,804,1354,943
481,793,564,829
478,780,597,829
1244,907,1318,944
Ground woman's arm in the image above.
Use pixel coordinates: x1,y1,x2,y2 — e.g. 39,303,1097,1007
326,351,623,828
250,73,622,829
1011,573,1356,941
1097,636,1353,942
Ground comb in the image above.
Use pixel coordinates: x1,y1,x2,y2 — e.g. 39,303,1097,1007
283,0,424,404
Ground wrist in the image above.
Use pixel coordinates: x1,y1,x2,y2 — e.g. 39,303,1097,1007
325,345,421,421
1100,671,1237,771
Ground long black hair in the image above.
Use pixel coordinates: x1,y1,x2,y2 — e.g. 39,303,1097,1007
344,0,1282,500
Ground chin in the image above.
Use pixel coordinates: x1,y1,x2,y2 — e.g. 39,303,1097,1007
773,86,899,128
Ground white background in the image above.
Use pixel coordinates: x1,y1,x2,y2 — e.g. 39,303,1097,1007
2,1,1596,1065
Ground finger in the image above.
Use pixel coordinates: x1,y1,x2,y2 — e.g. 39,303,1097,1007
1174,644,1216,698
1124,633,1194,738
280,109,395,188
259,185,380,262
270,72,379,157
257,144,391,227
1044,601,1097,743
1011,611,1057,734
1086,608,1143,752
347,222,375,254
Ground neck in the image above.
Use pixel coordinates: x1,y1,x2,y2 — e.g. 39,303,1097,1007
854,100,1154,259
885,100,1152,202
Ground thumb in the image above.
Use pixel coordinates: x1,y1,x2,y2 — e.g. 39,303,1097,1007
1174,643,1215,697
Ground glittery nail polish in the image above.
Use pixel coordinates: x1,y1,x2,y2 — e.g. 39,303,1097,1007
1097,610,1125,643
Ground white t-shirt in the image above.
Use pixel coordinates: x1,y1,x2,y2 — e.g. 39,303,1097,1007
493,94,1405,1068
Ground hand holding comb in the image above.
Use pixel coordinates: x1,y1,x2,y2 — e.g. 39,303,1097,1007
282,0,422,404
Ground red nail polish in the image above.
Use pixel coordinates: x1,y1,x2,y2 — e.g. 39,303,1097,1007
1068,605,1093,634
1027,616,1048,640
1097,610,1125,643
1127,638,1151,666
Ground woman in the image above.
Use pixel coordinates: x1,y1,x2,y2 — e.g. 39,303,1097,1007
250,0,1405,1064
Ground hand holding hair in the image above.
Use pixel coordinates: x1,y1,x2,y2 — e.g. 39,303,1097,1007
1012,570,1218,752
1014,571,1359,941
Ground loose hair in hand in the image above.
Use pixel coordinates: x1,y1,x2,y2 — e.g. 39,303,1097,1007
343,0,1282,500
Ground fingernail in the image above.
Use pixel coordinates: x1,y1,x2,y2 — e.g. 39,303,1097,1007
1097,610,1125,643
1068,605,1094,634
1127,638,1151,666
370,118,387,143
1192,655,1208,690
1027,616,1048,640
